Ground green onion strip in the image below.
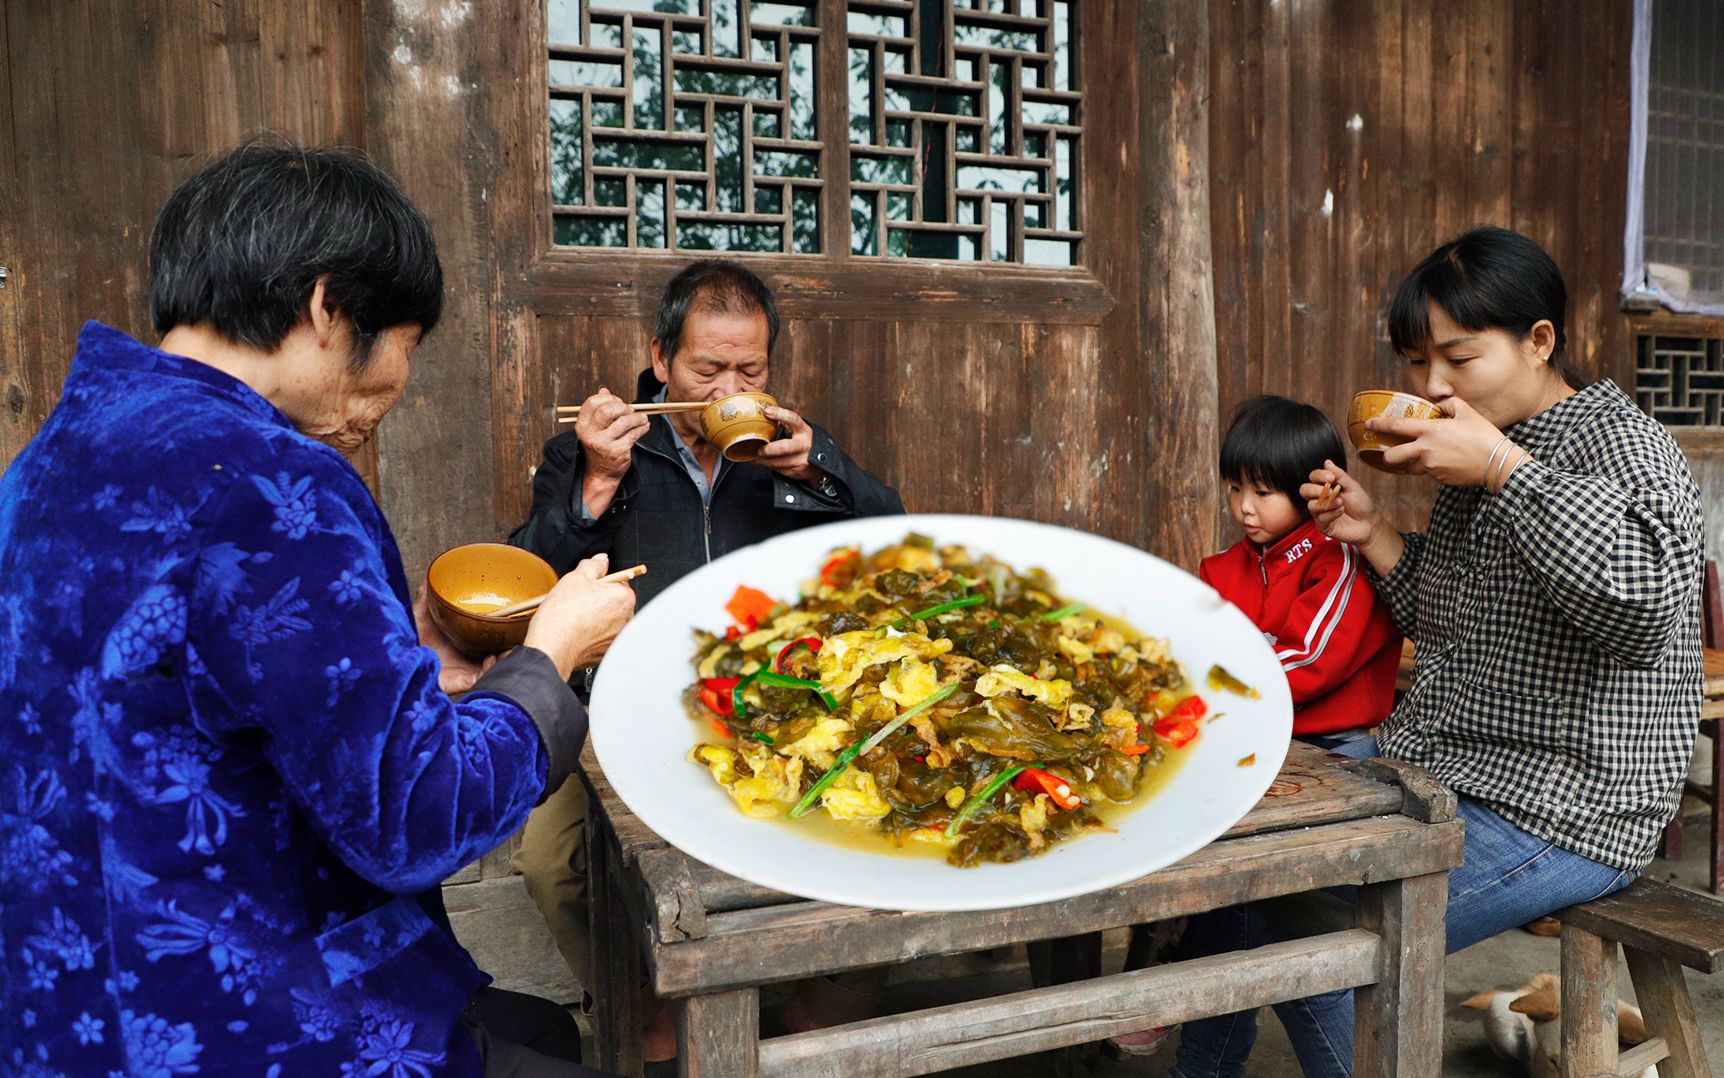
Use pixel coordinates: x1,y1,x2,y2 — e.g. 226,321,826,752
944,764,1030,837
789,683,960,819
888,593,988,630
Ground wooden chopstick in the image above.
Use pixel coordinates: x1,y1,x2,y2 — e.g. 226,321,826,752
486,564,648,618
1313,483,1340,513
555,401,708,416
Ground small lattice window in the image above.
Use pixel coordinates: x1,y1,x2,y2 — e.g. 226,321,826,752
544,0,1082,265
1636,333,1724,427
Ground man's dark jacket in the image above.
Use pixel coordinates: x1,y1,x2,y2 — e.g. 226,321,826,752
509,370,904,608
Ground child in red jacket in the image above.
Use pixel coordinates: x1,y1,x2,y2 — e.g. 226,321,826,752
1200,396,1402,744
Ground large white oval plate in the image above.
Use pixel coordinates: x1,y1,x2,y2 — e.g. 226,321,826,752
589,514,1292,912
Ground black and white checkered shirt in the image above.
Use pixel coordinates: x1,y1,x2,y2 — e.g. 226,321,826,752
1373,379,1704,872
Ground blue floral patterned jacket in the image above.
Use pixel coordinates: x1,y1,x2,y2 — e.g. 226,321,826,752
0,323,580,1076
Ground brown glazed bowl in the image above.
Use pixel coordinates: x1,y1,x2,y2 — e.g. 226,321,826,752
1347,390,1444,472
699,391,778,462
425,543,558,657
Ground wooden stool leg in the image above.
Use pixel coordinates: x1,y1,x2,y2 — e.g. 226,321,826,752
1665,815,1686,862
1623,947,1710,1078
676,988,760,1078
1353,871,1447,1078
1560,924,1619,1077
587,822,646,1076
1711,725,1724,894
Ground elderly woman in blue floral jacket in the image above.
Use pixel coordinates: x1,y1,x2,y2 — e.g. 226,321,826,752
0,144,634,1075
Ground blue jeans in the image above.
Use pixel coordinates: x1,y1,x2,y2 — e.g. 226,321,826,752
1169,738,1638,1078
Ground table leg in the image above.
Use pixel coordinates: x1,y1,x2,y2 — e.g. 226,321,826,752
1560,923,1619,1078
1354,871,1447,1078
1027,932,1104,1078
675,988,760,1078
586,818,646,1076
1623,947,1708,1078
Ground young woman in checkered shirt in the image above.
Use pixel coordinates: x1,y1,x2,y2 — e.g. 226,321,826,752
1168,226,1704,1078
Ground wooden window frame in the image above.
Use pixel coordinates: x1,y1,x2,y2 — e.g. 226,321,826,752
1630,308,1724,449
513,0,1115,327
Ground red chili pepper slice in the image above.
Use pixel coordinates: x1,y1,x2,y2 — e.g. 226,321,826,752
1014,766,1082,811
820,549,861,588
725,586,777,631
1121,743,1152,756
707,717,730,739
1162,695,1207,724
1154,717,1200,747
774,637,823,673
699,677,740,717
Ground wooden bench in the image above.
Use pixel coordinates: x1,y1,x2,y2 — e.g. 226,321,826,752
1557,877,1724,1077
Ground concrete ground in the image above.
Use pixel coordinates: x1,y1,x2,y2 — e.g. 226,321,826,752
456,805,1724,1076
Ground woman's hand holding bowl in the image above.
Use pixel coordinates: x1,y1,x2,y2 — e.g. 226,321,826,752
525,553,639,680
414,583,498,694
1370,397,1506,487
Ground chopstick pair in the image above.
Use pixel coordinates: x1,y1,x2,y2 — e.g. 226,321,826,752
487,563,648,618
555,401,707,425
1312,483,1340,514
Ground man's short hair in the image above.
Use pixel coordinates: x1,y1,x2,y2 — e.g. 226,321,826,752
149,140,443,367
653,259,780,362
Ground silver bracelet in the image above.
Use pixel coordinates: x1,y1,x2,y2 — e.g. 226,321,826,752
1482,436,1512,489
1488,442,1520,494
1495,447,1531,494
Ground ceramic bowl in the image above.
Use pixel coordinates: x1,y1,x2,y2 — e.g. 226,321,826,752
699,392,778,462
425,543,558,656
1347,390,1444,471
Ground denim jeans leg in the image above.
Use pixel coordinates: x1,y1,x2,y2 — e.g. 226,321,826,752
1268,988,1354,1078
1173,735,1636,1077
1167,907,1261,1078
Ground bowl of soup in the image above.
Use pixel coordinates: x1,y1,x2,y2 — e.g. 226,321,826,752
425,543,558,656
699,392,778,462
1348,390,1444,471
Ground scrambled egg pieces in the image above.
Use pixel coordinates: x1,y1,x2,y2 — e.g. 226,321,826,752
819,768,892,821
974,663,1072,709
690,744,807,818
776,716,853,770
690,725,890,821
1019,792,1053,850
817,630,952,695
880,656,941,707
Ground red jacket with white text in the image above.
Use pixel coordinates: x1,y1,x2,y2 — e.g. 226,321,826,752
1199,520,1402,737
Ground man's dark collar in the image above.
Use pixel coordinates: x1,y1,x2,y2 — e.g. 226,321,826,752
633,368,664,404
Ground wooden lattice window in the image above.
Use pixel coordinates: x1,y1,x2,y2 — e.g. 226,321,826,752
1636,331,1724,427
544,0,1082,265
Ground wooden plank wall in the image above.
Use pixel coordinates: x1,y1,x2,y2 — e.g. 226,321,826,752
0,0,371,482
1207,0,1635,532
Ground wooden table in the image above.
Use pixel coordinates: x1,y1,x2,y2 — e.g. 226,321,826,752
578,741,1465,1078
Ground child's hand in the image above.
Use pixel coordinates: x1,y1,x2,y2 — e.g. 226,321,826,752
1301,460,1379,546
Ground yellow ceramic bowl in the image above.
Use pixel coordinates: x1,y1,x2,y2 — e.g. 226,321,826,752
425,543,558,657
699,392,778,462
1347,390,1444,472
